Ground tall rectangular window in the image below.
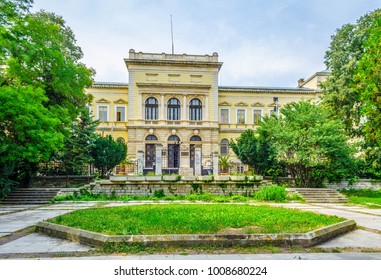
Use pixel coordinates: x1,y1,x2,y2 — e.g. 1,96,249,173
237,109,246,124
253,109,262,125
116,106,125,122
98,106,108,121
220,109,229,124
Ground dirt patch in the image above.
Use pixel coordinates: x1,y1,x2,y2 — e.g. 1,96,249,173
217,226,262,234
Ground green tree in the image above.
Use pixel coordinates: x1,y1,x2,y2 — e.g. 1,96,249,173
2,9,94,122
353,18,381,178
258,101,354,188
0,1,94,191
59,110,99,175
0,86,64,195
91,135,127,178
321,9,381,136
230,129,276,175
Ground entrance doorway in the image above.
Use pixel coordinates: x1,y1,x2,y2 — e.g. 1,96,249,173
167,135,181,168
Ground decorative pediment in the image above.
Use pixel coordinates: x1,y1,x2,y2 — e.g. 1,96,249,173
96,98,110,103
234,102,248,107
268,102,276,107
218,101,231,106
251,102,265,107
114,98,128,104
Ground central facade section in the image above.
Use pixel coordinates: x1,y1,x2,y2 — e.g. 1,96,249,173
125,50,223,175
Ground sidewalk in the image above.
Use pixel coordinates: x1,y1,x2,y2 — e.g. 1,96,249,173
0,201,381,259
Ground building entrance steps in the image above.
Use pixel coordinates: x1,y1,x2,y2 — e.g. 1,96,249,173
0,188,60,205
288,188,348,203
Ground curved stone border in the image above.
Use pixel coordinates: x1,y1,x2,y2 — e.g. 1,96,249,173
36,220,356,248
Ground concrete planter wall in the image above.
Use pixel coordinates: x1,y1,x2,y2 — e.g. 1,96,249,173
327,179,381,190
72,180,262,198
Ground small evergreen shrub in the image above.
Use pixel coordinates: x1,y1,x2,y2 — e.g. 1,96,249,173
254,185,287,202
153,189,165,198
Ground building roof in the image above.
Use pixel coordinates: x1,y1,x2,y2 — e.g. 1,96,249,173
219,85,319,94
90,82,129,89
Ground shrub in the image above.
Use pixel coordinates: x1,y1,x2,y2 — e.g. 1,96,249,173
254,185,287,202
153,189,165,198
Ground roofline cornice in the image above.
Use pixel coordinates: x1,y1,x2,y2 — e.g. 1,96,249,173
219,86,320,94
125,59,223,69
89,82,129,89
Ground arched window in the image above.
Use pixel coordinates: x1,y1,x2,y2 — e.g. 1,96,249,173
189,98,202,121
168,135,180,142
145,97,158,120
145,135,158,141
167,98,180,120
190,135,202,142
220,139,229,155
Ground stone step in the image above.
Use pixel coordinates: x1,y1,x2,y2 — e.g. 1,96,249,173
292,188,348,203
0,188,59,205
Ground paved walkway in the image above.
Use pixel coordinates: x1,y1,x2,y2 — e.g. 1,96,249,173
0,201,381,259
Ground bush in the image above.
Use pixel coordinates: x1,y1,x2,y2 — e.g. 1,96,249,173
153,189,165,198
254,185,287,202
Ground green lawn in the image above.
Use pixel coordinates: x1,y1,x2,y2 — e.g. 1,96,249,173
347,197,381,208
341,189,381,208
49,204,344,235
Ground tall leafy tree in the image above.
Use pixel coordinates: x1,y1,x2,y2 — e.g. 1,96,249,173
0,86,64,194
321,9,381,136
0,0,94,192
258,101,354,188
3,9,94,122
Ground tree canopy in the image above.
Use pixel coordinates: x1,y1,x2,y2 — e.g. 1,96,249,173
91,135,127,178
0,0,95,194
257,101,354,188
321,9,381,137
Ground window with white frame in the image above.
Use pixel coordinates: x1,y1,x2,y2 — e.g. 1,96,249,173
220,139,229,155
253,109,262,125
98,106,108,121
145,97,159,120
116,106,126,122
220,109,229,124
167,98,180,120
237,109,246,124
189,98,202,121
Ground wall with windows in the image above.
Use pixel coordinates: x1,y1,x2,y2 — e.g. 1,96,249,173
86,50,321,174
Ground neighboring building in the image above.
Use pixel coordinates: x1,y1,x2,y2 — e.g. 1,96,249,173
86,49,328,175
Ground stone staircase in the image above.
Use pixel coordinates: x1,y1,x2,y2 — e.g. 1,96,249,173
290,188,348,203
0,188,60,205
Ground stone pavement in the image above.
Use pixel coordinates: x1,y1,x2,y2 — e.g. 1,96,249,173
0,201,381,259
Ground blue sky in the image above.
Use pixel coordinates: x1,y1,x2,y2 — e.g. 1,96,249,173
32,0,380,87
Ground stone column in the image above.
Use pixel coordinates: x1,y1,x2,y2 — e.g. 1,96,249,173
155,144,163,176
212,151,219,176
160,94,165,120
194,144,202,176
205,95,209,121
137,150,144,175
183,94,187,120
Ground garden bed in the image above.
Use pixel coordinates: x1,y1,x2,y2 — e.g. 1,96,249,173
37,204,355,248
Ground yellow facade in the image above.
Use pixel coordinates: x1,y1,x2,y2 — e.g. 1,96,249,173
87,50,327,174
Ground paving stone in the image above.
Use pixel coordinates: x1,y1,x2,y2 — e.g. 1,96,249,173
0,233,92,254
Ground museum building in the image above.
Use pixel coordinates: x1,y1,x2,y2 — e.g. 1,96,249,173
86,49,329,175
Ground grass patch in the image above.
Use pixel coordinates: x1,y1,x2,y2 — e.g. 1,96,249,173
341,189,381,208
49,204,344,235
254,185,287,202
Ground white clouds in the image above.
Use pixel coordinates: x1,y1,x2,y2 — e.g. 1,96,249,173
31,0,379,86
219,38,325,87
